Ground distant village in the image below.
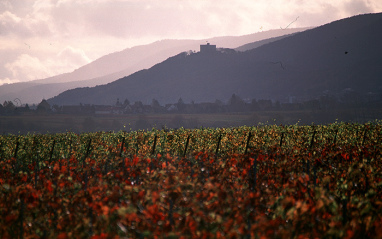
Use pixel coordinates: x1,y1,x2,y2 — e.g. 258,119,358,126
0,95,278,115
1,88,381,117
1,90,381,135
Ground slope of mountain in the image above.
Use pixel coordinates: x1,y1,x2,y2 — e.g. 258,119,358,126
234,34,294,52
48,13,382,107
0,28,309,105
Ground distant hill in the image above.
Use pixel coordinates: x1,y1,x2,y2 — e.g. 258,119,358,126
234,34,295,52
0,28,308,105
48,13,382,106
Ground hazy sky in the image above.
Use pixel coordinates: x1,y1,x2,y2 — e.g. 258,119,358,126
1,0,381,85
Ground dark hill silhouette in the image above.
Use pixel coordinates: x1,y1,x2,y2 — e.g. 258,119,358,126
48,13,382,106
0,28,308,105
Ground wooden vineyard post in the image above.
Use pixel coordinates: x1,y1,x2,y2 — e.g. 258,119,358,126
305,159,310,175
151,135,157,156
84,171,88,191
67,138,72,176
244,132,252,155
49,140,56,164
279,132,284,148
333,129,338,145
306,129,316,177
168,199,174,226
83,138,92,169
310,130,316,150
32,137,38,188
135,139,139,156
13,139,20,175
215,134,222,156
88,207,94,237
14,139,20,159
342,198,348,225
244,131,257,191
34,161,38,188
246,210,253,239
119,137,126,173
119,137,125,157
19,199,25,239
199,156,205,184
313,165,317,187
64,135,73,175
67,137,73,159
362,127,367,146
251,158,257,192
183,135,190,158
159,133,167,156
306,130,316,175
0,141,3,161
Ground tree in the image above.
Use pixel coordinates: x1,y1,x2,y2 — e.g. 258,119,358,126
251,99,260,111
132,101,144,113
151,99,160,108
275,101,281,110
228,94,245,112
258,99,273,111
37,99,51,112
228,94,244,106
151,99,162,113
177,98,186,112
3,101,15,108
123,99,130,107
3,101,15,113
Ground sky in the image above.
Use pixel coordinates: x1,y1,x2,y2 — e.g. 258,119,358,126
1,0,381,86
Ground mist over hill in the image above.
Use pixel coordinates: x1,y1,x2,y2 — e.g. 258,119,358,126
0,28,307,105
47,13,382,107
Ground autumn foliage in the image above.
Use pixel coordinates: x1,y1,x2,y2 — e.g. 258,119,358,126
0,122,382,238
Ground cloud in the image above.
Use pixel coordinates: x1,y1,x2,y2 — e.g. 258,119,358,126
0,10,52,37
57,46,91,67
4,54,50,81
0,78,19,85
3,46,91,83
0,11,22,34
343,0,373,15
0,1,13,11
47,0,381,39
2,0,381,40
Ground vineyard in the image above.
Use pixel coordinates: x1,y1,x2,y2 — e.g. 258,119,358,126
1,122,382,238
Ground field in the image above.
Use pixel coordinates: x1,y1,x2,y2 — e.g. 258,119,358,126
1,122,382,238
2,103,381,134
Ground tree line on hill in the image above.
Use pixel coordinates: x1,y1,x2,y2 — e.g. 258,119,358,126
1,91,381,134
1,90,381,117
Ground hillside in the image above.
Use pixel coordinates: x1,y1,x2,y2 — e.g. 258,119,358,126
0,28,307,105
234,34,292,52
48,13,382,106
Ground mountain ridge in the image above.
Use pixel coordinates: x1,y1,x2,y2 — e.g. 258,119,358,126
0,28,308,104
47,13,382,106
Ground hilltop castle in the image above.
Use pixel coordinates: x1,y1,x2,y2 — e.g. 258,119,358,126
200,43,216,54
